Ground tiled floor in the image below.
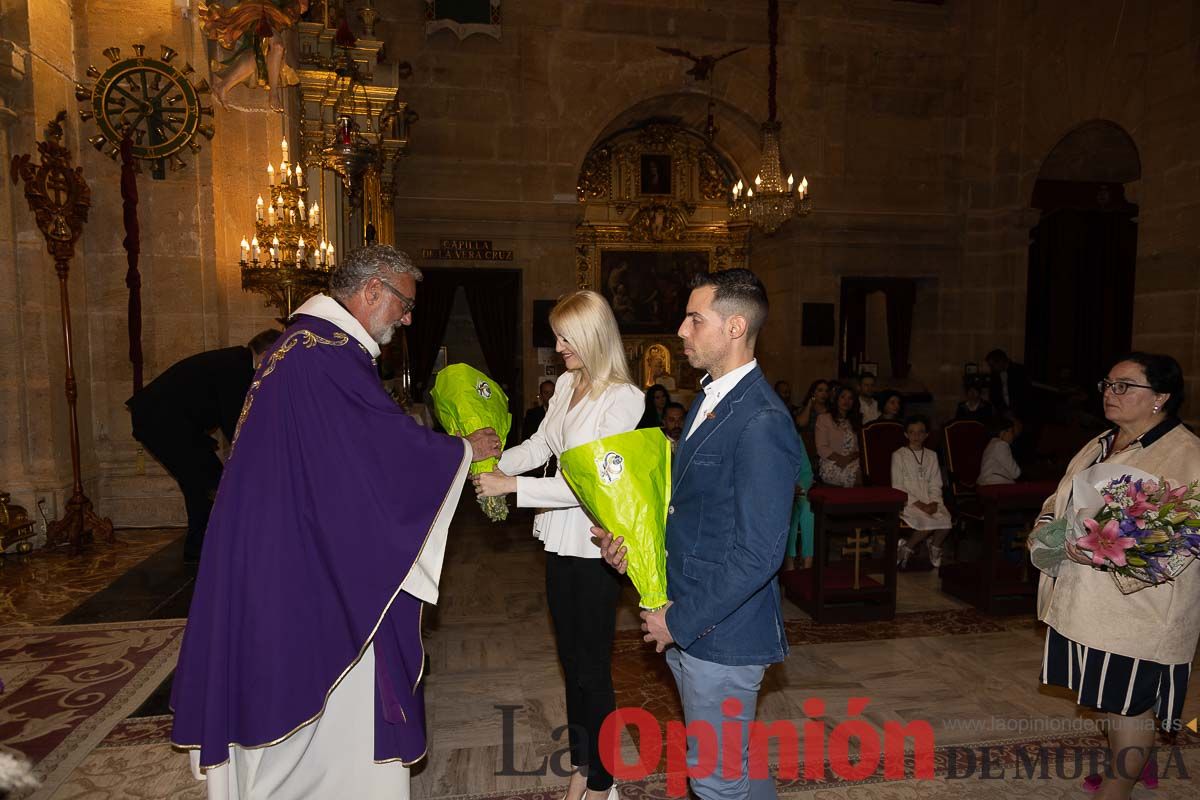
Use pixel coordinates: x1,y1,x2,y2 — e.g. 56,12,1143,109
4,500,1198,798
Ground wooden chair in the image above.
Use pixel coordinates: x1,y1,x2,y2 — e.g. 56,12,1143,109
940,481,1058,614
780,486,906,623
860,421,906,487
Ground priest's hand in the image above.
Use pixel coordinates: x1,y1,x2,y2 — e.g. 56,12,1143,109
474,469,516,497
466,428,502,461
591,526,628,574
640,602,674,652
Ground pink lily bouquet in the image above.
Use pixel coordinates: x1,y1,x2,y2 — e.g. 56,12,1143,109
1075,470,1200,593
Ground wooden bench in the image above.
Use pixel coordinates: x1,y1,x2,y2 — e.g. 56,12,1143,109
781,486,906,623
939,481,1057,614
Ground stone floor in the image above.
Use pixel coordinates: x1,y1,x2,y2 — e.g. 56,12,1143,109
2,496,1198,798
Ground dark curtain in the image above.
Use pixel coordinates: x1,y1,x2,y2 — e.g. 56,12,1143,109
884,281,916,379
1025,206,1136,391
838,278,915,379
463,272,521,441
405,270,458,400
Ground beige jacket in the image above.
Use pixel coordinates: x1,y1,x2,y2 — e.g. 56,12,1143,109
1037,420,1200,664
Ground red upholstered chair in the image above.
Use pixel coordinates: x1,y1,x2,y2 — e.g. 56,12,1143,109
939,480,1058,614
942,419,989,502
780,486,906,623
860,421,907,487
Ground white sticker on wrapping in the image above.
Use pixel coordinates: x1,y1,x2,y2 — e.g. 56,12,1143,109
596,451,624,485
476,380,492,399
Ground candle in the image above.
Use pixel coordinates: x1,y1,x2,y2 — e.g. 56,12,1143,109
281,138,289,163
240,237,250,263
276,193,285,210
267,205,275,225
286,164,293,185
787,174,794,191
800,176,808,198
272,236,280,265
746,187,754,198
269,246,276,263
297,236,306,264
295,164,304,187
319,239,327,266
327,243,335,267
754,174,762,187
251,236,260,262
299,201,307,222
256,195,264,222
267,163,275,186
310,203,319,228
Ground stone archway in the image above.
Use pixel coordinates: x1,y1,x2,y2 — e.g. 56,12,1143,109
1025,119,1140,394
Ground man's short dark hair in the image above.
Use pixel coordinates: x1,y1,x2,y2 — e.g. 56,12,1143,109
539,379,555,390
248,329,282,356
690,268,768,337
663,401,686,414
988,416,1016,437
985,349,1009,364
903,413,931,432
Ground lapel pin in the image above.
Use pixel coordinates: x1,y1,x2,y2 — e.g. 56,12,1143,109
706,411,716,420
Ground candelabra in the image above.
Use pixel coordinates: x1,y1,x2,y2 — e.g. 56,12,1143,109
239,138,336,319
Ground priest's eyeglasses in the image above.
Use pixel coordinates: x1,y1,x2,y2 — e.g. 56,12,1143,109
1097,379,1153,396
377,278,416,316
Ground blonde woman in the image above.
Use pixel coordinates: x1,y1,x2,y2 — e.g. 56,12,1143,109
475,290,642,800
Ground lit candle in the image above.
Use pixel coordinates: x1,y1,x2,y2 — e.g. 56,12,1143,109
251,236,260,262
269,245,276,263
276,193,285,210
319,239,327,266
256,195,264,222
297,236,306,264
800,176,808,198
267,204,275,225
281,138,289,163
310,203,319,228
327,243,335,267
746,187,754,198
295,164,304,188
754,174,762,187
267,163,275,186
286,164,293,185
272,236,280,265
787,174,794,191
240,237,250,263
299,201,307,222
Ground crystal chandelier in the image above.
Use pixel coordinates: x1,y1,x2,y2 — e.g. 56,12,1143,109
729,0,812,235
239,138,335,319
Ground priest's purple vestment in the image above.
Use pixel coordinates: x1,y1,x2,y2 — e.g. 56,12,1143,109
171,299,469,783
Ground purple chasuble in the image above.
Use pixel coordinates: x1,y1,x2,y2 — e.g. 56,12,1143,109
171,314,465,767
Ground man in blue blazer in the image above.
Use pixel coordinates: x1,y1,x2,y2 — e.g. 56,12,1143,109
596,268,803,800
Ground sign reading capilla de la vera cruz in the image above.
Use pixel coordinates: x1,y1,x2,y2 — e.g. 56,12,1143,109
421,239,514,261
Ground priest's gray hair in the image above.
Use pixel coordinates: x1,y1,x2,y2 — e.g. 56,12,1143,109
330,245,423,300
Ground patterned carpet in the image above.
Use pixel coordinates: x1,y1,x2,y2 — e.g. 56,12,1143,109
0,620,185,799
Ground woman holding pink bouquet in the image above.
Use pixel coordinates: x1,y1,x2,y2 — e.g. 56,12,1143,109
474,290,641,800
1031,353,1200,799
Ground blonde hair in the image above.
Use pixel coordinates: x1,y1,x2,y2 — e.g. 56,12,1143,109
549,290,634,397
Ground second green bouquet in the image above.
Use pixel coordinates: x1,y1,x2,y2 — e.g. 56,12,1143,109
560,428,671,609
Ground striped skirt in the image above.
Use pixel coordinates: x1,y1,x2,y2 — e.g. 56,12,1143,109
1041,627,1192,733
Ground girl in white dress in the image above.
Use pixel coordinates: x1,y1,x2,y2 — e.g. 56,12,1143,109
474,290,642,800
891,415,953,567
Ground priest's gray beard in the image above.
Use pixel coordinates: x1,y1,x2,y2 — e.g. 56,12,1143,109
367,307,401,345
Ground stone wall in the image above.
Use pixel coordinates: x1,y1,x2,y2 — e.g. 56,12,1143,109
5,0,1200,528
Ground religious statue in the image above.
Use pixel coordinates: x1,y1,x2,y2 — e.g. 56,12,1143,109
199,0,308,111
642,343,675,390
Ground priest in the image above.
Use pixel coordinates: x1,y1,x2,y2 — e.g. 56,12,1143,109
171,245,501,798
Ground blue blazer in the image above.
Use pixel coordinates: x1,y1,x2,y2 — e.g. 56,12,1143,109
663,365,804,666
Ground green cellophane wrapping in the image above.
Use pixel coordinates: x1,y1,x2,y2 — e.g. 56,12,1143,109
431,364,513,521
560,428,671,609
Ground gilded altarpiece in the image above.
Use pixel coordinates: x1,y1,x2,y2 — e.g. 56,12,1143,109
576,124,750,396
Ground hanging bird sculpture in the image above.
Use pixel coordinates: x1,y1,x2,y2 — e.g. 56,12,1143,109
656,46,747,81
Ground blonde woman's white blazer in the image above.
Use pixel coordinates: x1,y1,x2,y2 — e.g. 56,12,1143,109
498,371,643,558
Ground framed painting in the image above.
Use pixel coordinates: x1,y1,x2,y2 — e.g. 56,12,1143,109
640,154,672,195
599,249,710,334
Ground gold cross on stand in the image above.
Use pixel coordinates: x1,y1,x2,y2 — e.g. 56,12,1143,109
840,528,873,591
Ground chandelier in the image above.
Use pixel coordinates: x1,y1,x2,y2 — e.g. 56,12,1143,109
239,138,334,319
729,0,812,235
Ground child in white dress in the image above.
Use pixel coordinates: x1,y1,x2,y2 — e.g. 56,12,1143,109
891,415,953,568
